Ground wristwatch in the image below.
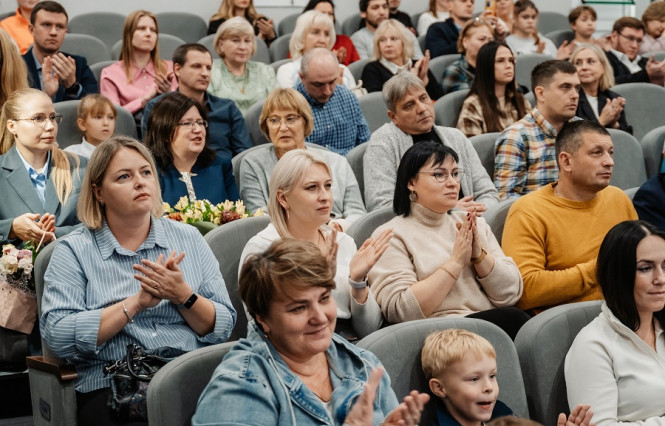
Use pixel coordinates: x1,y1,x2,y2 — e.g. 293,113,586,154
176,293,198,310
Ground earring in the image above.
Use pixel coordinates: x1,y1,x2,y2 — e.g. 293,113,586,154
100,201,105,207
409,191,417,202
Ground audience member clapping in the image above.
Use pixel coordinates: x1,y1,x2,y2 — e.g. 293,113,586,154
566,220,665,426
369,141,527,338
506,0,575,59
457,41,530,137
143,92,238,206
606,17,665,85
0,88,84,246
208,17,277,115
239,88,365,231
40,137,236,424
240,149,389,339
194,239,429,425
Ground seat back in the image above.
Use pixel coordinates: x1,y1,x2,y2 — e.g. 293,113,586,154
612,82,665,142
434,89,469,128
243,98,270,147
484,198,516,245
358,317,529,418
652,50,665,62
359,91,390,133
112,34,186,61
348,58,371,82
90,60,116,89
342,14,362,36
418,34,426,52
429,54,461,86
537,12,569,35
608,129,647,189
278,12,300,37
469,132,501,178
640,125,665,178
545,29,574,48
270,58,291,75
60,34,111,66
514,301,602,426
204,215,272,342
515,54,551,90
156,12,207,43
346,206,396,248
68,12,126,49
524,91,535,106
55,101,137,149
147,342,236,426
346,142,369,202
269,33,292,62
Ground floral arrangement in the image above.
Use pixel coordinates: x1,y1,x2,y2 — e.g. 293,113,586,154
0,243,38,294
163,197,264,227
0,242,41,334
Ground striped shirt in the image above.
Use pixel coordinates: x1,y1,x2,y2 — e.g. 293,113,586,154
296,82,370,156
41,217,236,393
494,108,578,200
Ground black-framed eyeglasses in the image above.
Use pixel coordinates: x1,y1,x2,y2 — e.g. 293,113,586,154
13,113,63,128
418,169,465,183
618,32,643,44
177,120,208,129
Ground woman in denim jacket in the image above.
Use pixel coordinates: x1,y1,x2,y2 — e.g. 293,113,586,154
193,239,429,425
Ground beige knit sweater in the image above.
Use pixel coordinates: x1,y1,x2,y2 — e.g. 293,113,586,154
368,203,523,323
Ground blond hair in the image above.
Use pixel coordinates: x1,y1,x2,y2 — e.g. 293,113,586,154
268,149,332,239
120,10,168,84
210,0,264,25
214,16,257,58
289,10,335,59
76,94,117,138
259,88,314,140
458,18,494,54
0,28,28,106
0,88,80,205
77,136,163,229
421,329,496,380
372,19,414,62
569,43,614,91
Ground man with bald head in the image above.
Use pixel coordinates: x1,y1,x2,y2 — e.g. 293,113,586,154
296,47,370,156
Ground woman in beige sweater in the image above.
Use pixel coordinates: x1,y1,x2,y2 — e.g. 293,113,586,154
368,141,528,338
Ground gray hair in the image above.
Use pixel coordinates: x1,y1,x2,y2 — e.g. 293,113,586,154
300,47,339,76
382,72,426,112
290,10,336,59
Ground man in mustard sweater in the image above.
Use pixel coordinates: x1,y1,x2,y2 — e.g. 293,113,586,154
502,120,638,314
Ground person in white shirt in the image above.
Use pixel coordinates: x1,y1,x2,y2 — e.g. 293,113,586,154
417,0,450,36
64,94,116,158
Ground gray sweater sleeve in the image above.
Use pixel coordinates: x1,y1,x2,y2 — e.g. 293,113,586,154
363,137,398,212
238,150,274,213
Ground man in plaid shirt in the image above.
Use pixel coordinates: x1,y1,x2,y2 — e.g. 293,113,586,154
494,60,581,200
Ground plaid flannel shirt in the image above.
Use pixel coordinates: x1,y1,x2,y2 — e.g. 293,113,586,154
441,56,474,95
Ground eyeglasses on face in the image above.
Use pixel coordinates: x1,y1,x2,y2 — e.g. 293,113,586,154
177,120,208,129
266,115,301,128
618,32,643,44
13,113,63,128
418,169,465,183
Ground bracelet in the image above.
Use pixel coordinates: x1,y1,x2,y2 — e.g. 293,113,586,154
348,277,368,289
122,300,134,324
439,265,459,281
471,248,488,264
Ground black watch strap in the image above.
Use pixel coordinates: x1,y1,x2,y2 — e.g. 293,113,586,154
177,293,198,310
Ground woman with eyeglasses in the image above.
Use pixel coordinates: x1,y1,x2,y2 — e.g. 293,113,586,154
0,88,85,246
143,92,238,206
368,141,527,339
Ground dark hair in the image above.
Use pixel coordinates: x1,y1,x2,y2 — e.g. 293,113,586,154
30,1,68,25
143,92,214,172
597,220,665,331
568,5,597,24
531,59,577,93
303,0,335,12
613,16,645,34
393,141,459,216
359,0,386,12
172,43,211,67
555,120,609,164
513,0,540,46
468,41,527,133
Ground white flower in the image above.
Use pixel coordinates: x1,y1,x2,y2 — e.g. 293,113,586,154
2,244,17,256
1,254,19,274
18,257,33,275
174,196,189,211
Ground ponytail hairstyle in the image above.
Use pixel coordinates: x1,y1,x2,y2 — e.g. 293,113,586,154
513,0,540,47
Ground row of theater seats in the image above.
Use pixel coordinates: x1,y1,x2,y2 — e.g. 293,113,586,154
27,230,602,426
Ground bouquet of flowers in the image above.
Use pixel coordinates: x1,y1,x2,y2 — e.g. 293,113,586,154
163,197,264,235
0,243,40,334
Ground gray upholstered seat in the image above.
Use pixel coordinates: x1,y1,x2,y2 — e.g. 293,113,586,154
639,124,665,178
515,54,551,90
90,60,116,89
652,50,665,62
545,29,574,48
278,12,300,37
346,206,396,248
537,12,569,35
242,98,270,147
357,317,529,417
204,215,271,342
270,58,291,75
514,300,602,426
60,34,111,66
147,341,236,426
429,53,461,86
524,91,536,106
342,14,362,36
68,12,126,50
156,12,207,43
484,198,516,245
55,101,137,149
434,89,469,128
607,129,647,190
612,82,665,142
348,58,370,82
469,132,501,178
359,91,390,133
346,142,369,202
112,34,186,61
269,33,292,62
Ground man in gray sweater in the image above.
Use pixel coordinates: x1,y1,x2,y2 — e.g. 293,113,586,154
363,73,499,212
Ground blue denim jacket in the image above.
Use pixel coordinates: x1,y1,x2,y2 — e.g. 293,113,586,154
193,327,399,425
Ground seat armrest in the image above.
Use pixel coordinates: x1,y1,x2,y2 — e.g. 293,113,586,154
26,356,77,382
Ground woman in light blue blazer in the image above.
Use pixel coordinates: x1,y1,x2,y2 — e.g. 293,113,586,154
0,88,85,245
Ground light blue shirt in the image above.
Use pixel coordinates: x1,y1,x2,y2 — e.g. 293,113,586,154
41,217,237,393
16,148,50,208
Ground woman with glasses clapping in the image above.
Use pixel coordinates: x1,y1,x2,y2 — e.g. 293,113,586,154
143,92,238,206
368,141,528,338
0,88,85,245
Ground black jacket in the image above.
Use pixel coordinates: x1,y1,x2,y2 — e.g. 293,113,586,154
576,87,633,135
425,18,460,58
361,60,444,100
605,50,649,84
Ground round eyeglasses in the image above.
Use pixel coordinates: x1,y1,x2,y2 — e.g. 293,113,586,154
418,169,465,183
